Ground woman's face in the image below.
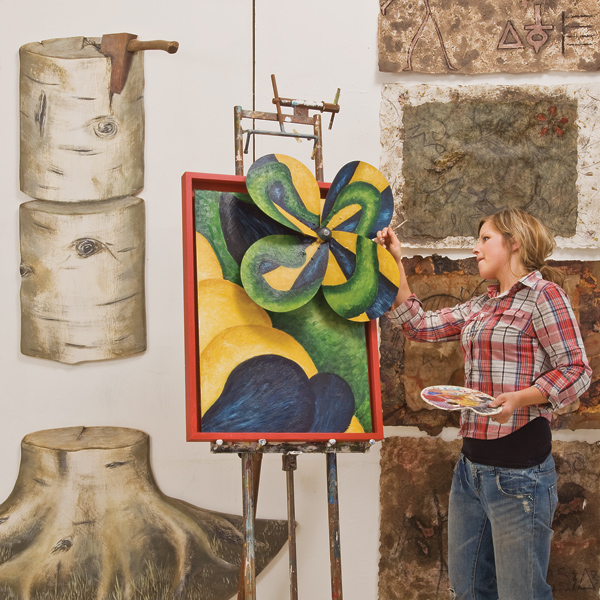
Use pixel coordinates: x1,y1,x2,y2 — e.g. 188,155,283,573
472,220,513,281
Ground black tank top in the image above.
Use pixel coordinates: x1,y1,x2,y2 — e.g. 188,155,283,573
461,417,552,468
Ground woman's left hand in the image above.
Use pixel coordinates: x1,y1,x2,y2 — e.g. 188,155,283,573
488,392,519,424
486,386,548,424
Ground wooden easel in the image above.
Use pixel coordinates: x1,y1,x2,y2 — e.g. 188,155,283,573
211,440,375,600
234,74,340,180
224,80,376,598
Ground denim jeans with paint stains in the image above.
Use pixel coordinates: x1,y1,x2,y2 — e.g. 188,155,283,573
448,453,558,600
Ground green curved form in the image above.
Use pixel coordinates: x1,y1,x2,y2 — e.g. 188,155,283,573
241,235,328,312
246,158,320,235
322,181,382,237
322,236,379,319
242,155,399,321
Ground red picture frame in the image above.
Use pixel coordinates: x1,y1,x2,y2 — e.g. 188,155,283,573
182,171,383,443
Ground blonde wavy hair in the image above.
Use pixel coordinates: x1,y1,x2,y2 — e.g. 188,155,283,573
479,208,565,287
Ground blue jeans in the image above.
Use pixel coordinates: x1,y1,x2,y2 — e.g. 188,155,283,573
448,453,558,600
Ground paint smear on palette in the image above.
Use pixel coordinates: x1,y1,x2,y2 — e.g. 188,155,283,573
421,385,501,415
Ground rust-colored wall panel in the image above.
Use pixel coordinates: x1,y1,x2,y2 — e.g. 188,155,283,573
380,256,600,433
379,436,600,600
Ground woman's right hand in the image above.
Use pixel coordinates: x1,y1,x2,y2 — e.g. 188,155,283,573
376,227,402,262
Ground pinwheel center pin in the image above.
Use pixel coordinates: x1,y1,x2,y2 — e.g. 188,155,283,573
316,227,332,242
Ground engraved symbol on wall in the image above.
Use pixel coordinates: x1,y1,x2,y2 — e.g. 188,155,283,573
524,4,554,53
497,21,525,50
379,0,600,74
562,11,596,54
380,0,394,16
404,0,457,72
498,5,554,53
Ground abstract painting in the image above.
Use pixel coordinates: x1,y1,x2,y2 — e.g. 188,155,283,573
380,83,600,249
379,255,600,435
379,436,600,600
379,0,600,74
0,427,287,600
182,162,388,442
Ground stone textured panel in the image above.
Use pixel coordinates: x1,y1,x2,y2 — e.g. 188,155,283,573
379,0,600,74
380,256,600,433
380,83,600,249
549,440,600,597
379,436,600,600
379,436,461,600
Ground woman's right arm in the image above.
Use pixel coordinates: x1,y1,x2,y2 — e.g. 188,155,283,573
376,226,412,310
376,226,473,342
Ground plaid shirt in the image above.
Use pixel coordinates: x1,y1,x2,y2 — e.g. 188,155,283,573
387,271,592,439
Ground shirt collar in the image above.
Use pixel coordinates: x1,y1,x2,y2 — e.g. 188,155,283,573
486,271,542,299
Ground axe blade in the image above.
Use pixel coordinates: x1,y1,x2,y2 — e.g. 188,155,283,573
100,32,138,95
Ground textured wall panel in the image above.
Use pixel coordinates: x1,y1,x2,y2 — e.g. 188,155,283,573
380,256,600,433
379,436,600,600
380,83,600,249
379,0,600,74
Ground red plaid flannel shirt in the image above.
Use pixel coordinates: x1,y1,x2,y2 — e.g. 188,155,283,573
387,271,592,439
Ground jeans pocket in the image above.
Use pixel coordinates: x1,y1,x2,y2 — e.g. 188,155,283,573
496,471,535,501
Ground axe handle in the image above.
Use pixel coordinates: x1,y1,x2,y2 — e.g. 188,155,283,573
127,39,179,54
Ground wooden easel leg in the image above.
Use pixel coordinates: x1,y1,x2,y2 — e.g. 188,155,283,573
234,105,244,176
238,452,262,600
326,452,343,600
313,113,324,182
283,454,299,600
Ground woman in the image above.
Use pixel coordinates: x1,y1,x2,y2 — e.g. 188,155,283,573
377,208,591,600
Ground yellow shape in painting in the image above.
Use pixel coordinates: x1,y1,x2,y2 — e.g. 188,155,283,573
322,249,347,286
197,279,271,353
349,313,370,322
326,205,362,231
331,230,357,253
345,416,365,434
263,240,321,292
350,162,388,192
200,324,318,415
273,205,317,238
275,154,322,218
376,244,401,286
196,232,223,282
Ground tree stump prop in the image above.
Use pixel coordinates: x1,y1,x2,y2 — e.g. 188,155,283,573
20,197,147,364
0,427,287,600
20,37,144,202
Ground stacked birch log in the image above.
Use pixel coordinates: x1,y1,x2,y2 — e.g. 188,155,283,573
19,36,147,364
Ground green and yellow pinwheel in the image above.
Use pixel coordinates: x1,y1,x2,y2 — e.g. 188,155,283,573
240,154,400,322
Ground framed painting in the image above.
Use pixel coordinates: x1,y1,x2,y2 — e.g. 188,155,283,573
181,171,384,443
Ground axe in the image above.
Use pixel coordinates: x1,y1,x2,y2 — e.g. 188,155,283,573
100,33,179,94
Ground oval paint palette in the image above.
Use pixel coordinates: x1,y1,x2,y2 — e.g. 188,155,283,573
420,385,502,416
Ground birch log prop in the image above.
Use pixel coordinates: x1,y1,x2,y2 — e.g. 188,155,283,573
20,196,146,364
0,427,287,600
19,37,144,202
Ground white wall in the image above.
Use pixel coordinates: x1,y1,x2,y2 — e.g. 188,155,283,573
1,2,598,599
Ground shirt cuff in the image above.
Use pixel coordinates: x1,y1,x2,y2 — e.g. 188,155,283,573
533,380,560,411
